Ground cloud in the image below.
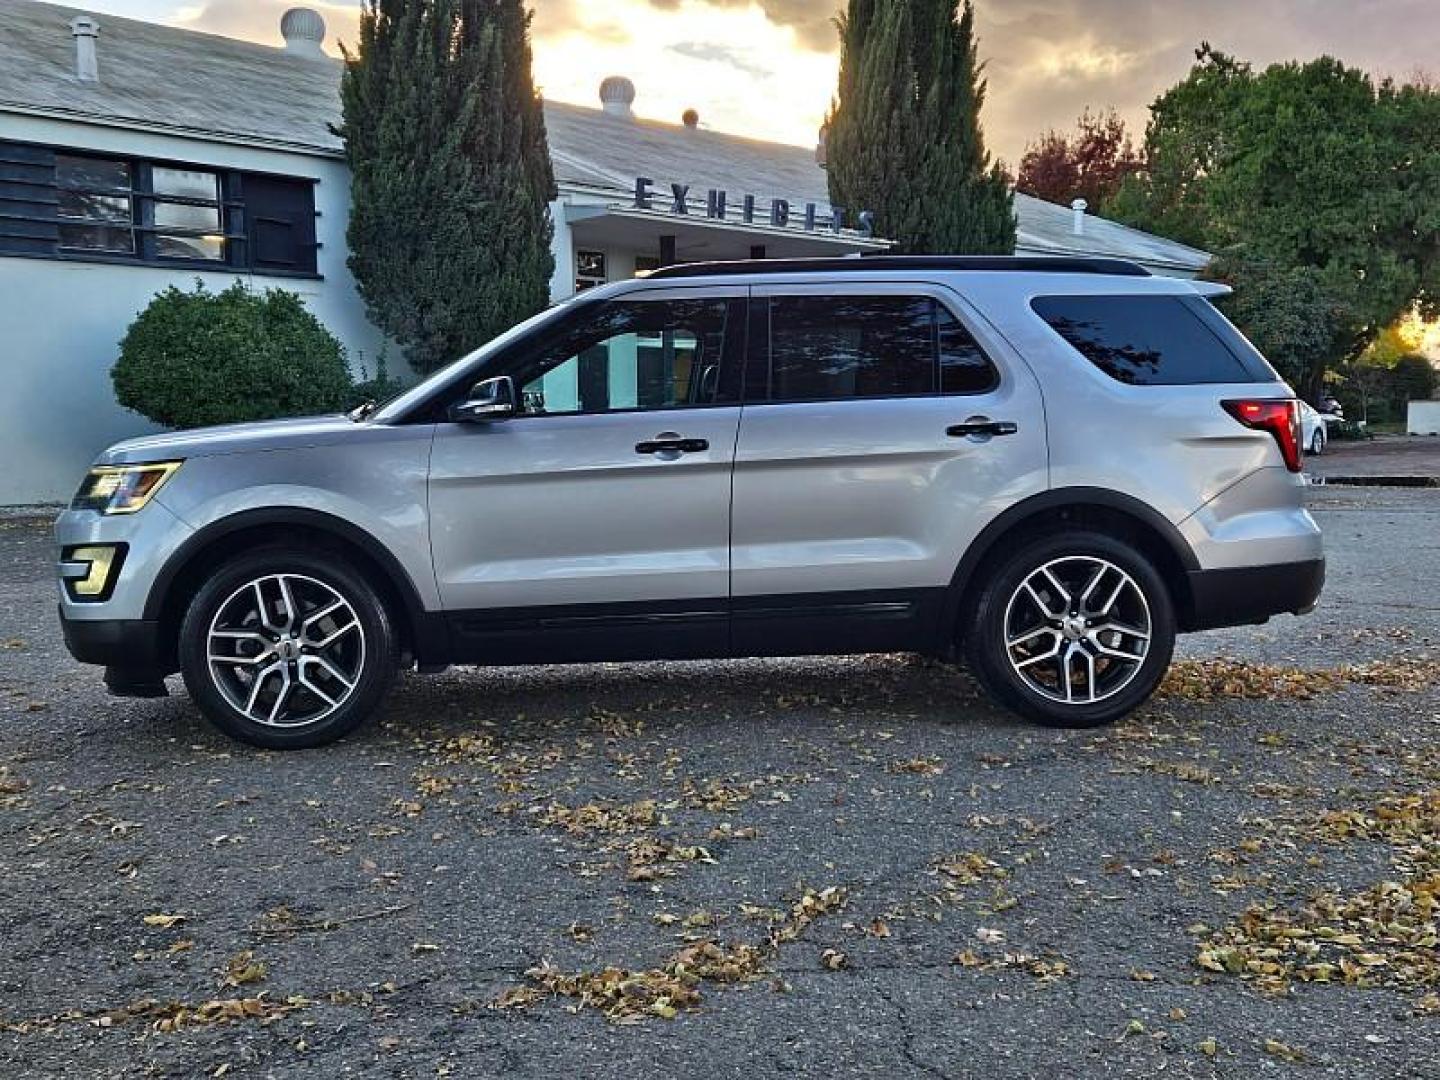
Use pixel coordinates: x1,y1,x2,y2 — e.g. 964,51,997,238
165,0,361,53
607,0,1440,161
667,40,772,78
644,0,838,51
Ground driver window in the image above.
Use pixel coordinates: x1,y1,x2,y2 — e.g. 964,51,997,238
519,298,729,415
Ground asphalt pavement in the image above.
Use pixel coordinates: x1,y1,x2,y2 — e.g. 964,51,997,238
0,486,1436,1079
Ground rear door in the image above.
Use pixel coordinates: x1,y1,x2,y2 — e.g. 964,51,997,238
729,282,1049,655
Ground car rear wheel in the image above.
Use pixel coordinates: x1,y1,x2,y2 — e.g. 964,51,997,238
963,531,1175,728
178,548,398,749
1310,429,1325,456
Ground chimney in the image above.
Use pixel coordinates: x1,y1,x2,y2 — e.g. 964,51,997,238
70,16,99,82
599,76,636,119
1071,197,1088,236
682,108,699,130
816,124,828,168
280,7,327,58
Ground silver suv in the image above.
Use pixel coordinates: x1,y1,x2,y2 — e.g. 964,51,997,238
56,257,1324,748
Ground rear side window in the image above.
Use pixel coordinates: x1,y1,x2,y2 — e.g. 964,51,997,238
762,295,997,402
1032,295,1262,385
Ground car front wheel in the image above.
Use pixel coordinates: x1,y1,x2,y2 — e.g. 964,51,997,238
964,531,1176,728
1310,429,1325,456
178,548,398,749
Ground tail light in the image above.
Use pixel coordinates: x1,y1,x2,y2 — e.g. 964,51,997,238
1222,399,1303,473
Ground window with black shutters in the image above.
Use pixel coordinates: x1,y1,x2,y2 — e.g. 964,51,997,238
0,140,318,277
762,294,997,402
1032,295,1262,385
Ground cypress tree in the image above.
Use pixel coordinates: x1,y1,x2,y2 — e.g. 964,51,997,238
827,0,1015,254
339,0,556,376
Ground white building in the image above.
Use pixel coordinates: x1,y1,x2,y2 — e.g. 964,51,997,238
0,0,1212,504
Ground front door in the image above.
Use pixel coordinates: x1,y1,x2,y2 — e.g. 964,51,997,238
729,283,1049,655
428,286,746,663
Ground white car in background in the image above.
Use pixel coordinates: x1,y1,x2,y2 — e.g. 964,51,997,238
1298,401,1338,456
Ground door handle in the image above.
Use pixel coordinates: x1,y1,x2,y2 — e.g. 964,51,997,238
947,419,1018,438
636,436,709,455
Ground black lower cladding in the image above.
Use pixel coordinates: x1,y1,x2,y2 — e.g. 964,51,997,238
445,589,948,665
1183,558,1325,631
60,613,174,695
60,612,169,669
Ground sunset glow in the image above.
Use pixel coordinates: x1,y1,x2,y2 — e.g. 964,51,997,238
25,0,1440,164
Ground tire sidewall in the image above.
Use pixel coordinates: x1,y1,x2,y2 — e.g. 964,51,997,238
966,531,1176,728
178,548,397,750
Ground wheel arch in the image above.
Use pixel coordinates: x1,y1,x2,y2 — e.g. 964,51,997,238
145,508,447,672
939,487,1201,653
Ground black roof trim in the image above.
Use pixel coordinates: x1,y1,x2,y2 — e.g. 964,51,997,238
644,255,1153,280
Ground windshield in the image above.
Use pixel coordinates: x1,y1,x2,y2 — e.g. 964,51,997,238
369,297,597,424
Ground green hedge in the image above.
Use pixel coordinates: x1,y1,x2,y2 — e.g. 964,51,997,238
112,281,354,429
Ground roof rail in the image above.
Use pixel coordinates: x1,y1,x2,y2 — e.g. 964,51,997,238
644,255,1153,280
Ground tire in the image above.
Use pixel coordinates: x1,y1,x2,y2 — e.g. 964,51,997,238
178,547,399,749
1310,430,1325,456
963,531,1176,729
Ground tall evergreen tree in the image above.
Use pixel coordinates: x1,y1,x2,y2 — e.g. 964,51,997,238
826,0,1014,254
339,0,556,375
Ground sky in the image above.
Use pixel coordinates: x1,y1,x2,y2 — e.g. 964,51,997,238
31,0,1440,164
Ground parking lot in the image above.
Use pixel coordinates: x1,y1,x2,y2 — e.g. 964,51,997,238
1,482,1436,1079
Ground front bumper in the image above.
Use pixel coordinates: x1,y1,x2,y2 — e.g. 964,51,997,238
1184,558,1326,631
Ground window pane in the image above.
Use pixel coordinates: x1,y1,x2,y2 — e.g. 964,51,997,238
1032,295,1254,385
768,295,935,402
59,222,134,253
153,167,219,201
518,299,729,415
155,200,221,231
156,233,224,261
56,155,130,192
58,189,130,223
938,307,998,394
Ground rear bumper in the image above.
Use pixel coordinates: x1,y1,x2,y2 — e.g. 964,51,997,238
1183,558,1325,631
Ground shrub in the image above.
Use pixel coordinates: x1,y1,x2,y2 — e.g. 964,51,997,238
112,281,353,429
343,350,407,413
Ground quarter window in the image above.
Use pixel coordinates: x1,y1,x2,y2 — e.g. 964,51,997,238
1032,295,1259,385
763,295,997,402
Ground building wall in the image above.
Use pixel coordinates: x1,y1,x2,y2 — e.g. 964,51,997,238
0,113,388,504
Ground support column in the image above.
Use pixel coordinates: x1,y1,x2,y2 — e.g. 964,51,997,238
659,234,677,267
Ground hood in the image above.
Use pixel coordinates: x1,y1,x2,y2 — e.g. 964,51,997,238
98,414,362,465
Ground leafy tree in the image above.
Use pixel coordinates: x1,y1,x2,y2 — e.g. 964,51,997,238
826,0,1014,254
1016,109,1141,212
1203,251,1347,398
1115,46,1440,383
1107,44,1251,250
339,0,556,375
113,282,352,429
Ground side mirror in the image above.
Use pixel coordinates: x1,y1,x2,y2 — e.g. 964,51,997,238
449,376,516,423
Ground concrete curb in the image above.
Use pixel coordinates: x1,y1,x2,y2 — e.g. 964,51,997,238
1310,475,1440,488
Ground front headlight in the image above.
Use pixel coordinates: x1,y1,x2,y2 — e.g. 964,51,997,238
70,462,182,515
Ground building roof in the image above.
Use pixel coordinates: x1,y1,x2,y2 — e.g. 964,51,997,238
0,0,343,152
543,101,1212,273
0,0,1212,273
